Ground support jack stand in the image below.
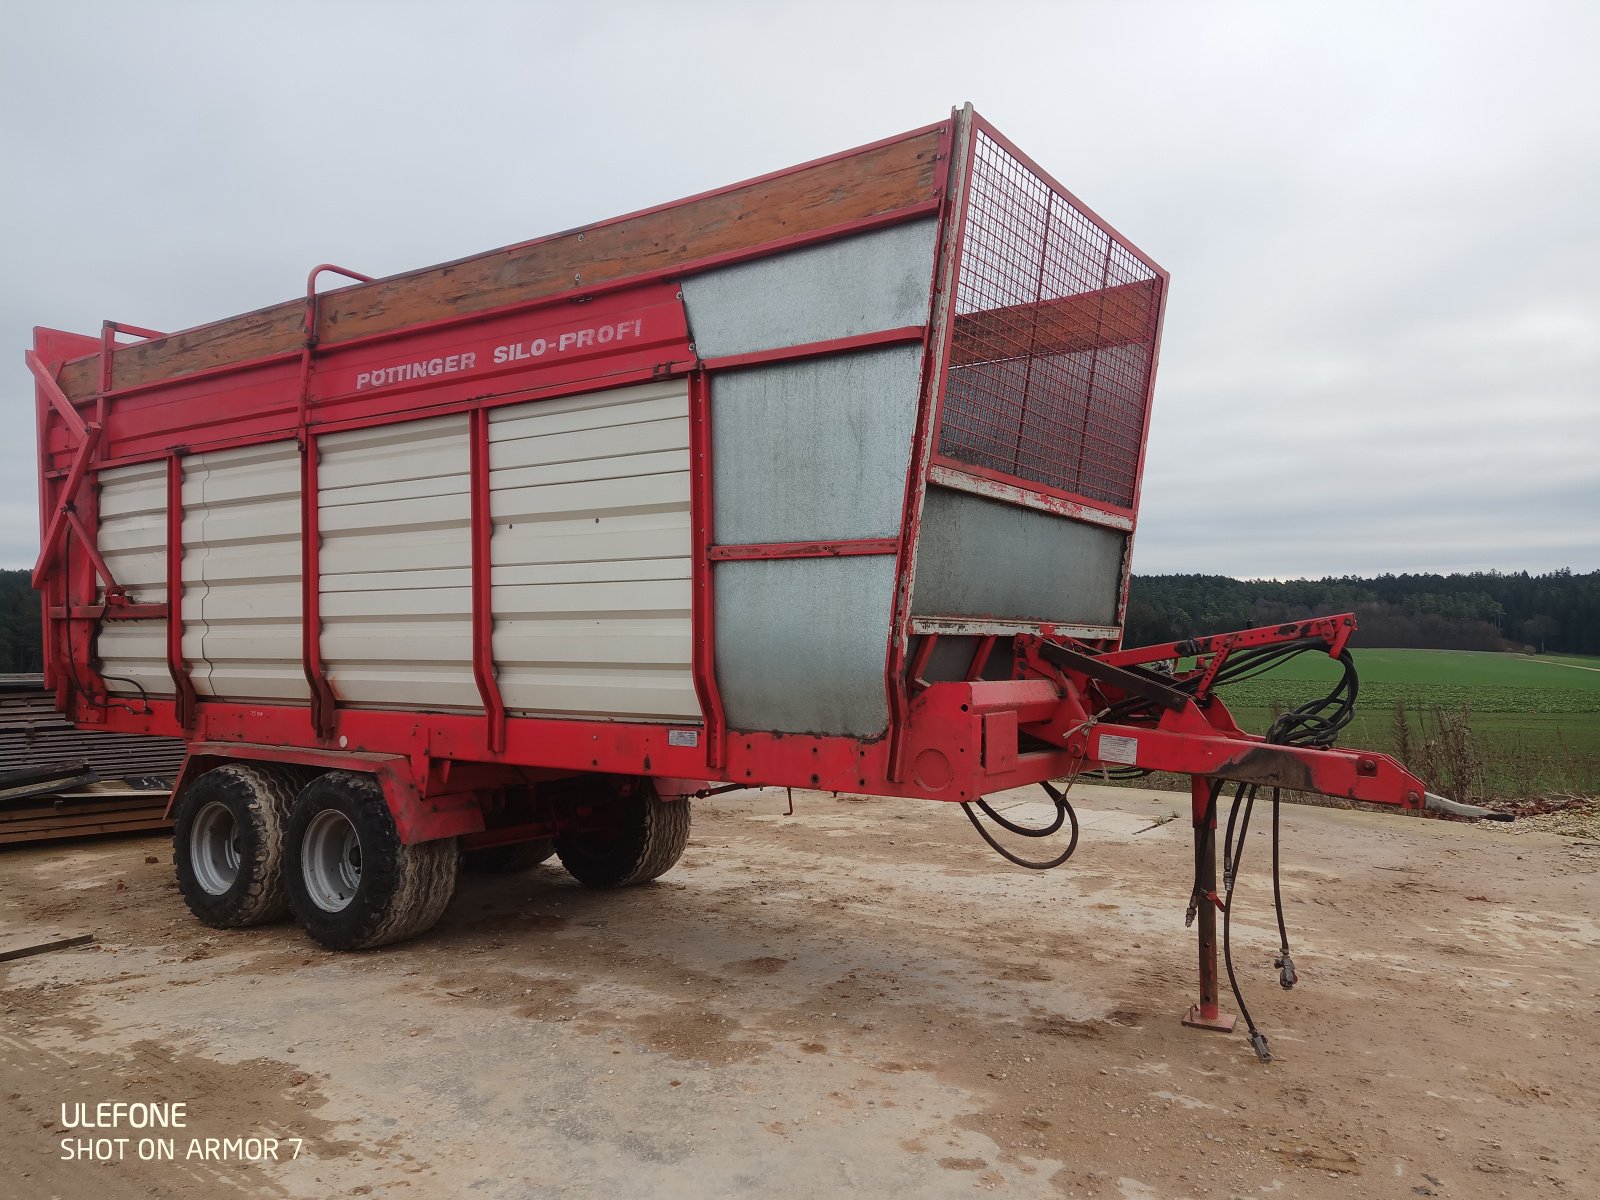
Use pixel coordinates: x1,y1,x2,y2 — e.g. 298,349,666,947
1183,1005,1237,1034
1181,776,1236,1034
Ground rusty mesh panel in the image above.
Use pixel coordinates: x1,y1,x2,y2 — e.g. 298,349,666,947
938,130,1163,509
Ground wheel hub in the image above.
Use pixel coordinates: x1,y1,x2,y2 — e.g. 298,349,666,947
302,809,362,913
190,800,241,895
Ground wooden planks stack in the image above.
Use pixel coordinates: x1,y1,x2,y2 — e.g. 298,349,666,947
1,678,186,779
0,780,173,846
1,677,182,847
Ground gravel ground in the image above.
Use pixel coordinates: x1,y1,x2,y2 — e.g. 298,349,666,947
2,782,1596,1199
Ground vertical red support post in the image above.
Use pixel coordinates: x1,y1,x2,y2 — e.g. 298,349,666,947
28,350,105,589
299,435,337,739
686,370,726,769
295,266,368,741
165,455,198,729
35,373,55,695
907,633,938,687
885,108,967,782
468,407,507,753
1183,775,1236,1033
32,330,102,701
965,635,997,681
98,320,166,393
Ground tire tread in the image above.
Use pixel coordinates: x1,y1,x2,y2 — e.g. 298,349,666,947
285,771,458,950
555,785,691,889
174,763,307,928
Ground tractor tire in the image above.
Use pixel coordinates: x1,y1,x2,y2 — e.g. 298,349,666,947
172,763,305,928
555,785,691,889
464,839,556,874
284,771,459,951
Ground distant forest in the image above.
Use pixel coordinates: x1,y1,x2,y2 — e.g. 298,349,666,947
1125,570,1600,656
2,569,45,673
2,568,43,672
2,565,1597,674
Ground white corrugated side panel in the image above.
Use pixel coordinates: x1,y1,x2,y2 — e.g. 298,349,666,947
181,440,308,701
317,415,477,710
489,380,699,721
94,461,172,696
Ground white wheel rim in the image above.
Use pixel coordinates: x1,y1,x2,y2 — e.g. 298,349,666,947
302,809,362,913
191,801,241,896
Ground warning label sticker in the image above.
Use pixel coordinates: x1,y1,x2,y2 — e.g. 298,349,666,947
1097,733,1139,766
667,729,699,748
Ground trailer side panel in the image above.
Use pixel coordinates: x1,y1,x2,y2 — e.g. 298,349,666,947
490,380,698,722
319,414,477,712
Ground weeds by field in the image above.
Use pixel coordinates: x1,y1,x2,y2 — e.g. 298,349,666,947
1219,649,1600,800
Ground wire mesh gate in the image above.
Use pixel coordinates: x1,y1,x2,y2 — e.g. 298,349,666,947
937,125,1164,512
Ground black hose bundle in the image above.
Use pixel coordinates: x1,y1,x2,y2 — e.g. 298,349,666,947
1214,649,1359,1061
961,779,1081,870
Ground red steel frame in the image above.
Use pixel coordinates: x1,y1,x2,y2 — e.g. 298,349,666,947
32,109,1443,1032
31,105,1432,817
686,370,726,770
164,454,198,729
468,406,508,753
881,115,966,782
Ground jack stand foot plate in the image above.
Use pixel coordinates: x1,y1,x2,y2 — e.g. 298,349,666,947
1182,1005,1237,1033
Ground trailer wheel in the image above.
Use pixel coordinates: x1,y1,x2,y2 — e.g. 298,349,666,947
284,771,459,950
555,784,691,889
173,764,304,928
464,839,556,873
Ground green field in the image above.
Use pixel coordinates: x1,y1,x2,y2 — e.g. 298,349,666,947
1217,648,1600,800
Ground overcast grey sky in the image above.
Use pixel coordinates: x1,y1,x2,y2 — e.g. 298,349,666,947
2,0,1595,578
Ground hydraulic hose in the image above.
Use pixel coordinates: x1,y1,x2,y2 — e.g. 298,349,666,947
962,780,1081,870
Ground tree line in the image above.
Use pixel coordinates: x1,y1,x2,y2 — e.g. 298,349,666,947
1,569,43,673
1124,569,1600,655
3,565,1597,675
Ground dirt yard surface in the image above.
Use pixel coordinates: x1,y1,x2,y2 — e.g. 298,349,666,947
3,783,1596,1199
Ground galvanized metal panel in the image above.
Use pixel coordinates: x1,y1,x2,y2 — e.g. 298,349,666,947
489,380,698,721
94,461,171,697
681,218,938,359
180,440,308,702
715,556,896,737
318,414,477,711
911,487,1126,627
711,345,923,544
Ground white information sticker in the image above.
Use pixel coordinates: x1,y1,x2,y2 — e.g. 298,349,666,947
1097,733,1139,766
667,729,699,748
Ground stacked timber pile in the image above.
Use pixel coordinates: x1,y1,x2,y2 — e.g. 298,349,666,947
0,676,184,846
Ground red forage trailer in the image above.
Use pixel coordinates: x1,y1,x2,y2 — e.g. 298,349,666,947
28,105,1494,1056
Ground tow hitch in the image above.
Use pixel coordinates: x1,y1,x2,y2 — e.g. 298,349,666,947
954,613,1511,1060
